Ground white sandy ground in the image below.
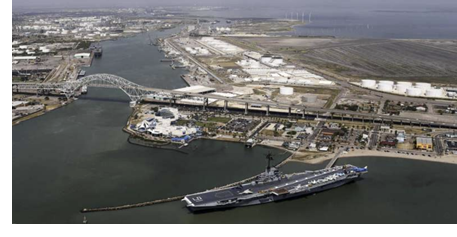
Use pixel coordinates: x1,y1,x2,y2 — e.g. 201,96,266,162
288,149,457,166
257,140,457,165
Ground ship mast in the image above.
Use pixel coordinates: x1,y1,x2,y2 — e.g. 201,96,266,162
266,153,274,172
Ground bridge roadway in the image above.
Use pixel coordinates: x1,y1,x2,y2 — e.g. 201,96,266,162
12,81,457,129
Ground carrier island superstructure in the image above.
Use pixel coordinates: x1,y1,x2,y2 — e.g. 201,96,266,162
182,154,368,212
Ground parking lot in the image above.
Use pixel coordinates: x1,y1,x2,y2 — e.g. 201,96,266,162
223,118,260,133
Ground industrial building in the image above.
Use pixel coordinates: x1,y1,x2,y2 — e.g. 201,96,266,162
74,53,91,59
259,54,284,67
416,137,433,151
396,131,406,143
446,140,457,152
173,85,216,94
236,57,333,86
12,101,30,108
197,37,244,55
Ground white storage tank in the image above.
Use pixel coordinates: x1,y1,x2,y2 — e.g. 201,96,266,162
378,83,393,92
396,84,409,94
415,82,432,90
397,81,413,87
280,87,294,95
406,88,422,96
425,88,443,97
361,79,376,88
379,80,394,86
415,83,431,94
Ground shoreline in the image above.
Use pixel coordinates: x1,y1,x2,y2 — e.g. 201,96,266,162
12,29,159,126
289,149,457,166
12,101,69,126
124,126,457,167
124,110,457,167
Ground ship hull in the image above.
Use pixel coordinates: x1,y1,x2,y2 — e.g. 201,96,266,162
188,176,361,213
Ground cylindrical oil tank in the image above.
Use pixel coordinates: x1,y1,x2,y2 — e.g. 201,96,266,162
425,88,443,97
378,83,393,92
280,86,294,95
361,79,376,88
415,82,432,90
414,83,431,94
397,81,413,87
379,80,394,86
406,87,422,96
396,84,409,94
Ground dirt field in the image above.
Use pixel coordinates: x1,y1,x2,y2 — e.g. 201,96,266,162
231,20,304,35
230,37,457,85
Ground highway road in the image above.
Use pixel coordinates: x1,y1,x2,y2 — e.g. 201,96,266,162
12,80,457,129
164,38,225,84
368,125,380,150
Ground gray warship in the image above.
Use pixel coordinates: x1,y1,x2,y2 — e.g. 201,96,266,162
182,154,367,212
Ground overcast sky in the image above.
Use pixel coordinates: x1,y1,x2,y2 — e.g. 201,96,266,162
12,0,457,10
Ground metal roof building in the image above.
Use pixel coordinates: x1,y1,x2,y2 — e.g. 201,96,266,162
173,85,216,94
416,137,433,151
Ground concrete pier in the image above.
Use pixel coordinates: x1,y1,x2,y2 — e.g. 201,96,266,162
80,151,294,213
325,148,345,169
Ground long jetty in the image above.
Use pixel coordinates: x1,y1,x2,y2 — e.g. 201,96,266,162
325,148,345,169
80,153,292,213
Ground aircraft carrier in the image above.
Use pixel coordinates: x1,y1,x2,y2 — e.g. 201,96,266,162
182,154,367,212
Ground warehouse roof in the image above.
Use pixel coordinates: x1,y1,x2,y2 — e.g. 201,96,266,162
417,137,433,145
174,85,216,94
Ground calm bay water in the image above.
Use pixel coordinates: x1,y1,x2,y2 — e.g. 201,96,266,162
190,7,457,39
12,28,457,224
